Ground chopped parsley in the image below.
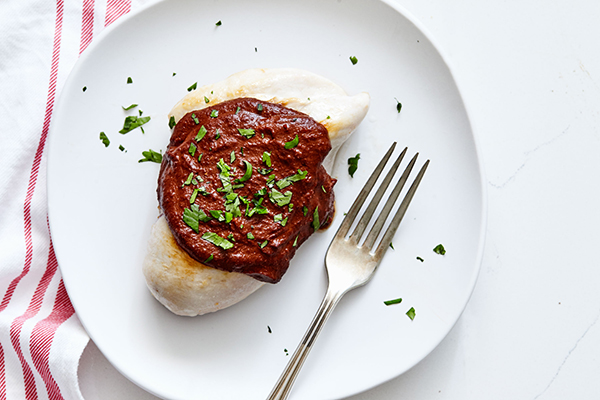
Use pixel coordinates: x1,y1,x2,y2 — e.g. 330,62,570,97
216,158,233,193
257,103,263,112
195,125,207,141
389,242,394,250
99,132,110,147
293,235,298,247
238,128,256,138
433,244,446,255
260,240,268,249
269,188,292,207
187,82,197,91
303,206,308,216
236,160,252,183
190,188,201,204
284,134,299,149
169,116,176,129
247,232,255,240
182,204,210,232
127,77,133,84
122,104,138,111
348,154,360,177
138,149,162,163
191,113,200,124
204,254,214,263
349,56,358,65
384,298,402,306
275,170,307,189
312,207,320,230
119,115,151,134
119,144,126,152
82,86,87,92
189,142,197,156
274,214,288,226
202,232,234,250
210,110,219,118
406,307,416,320
417,256,424,262
262,151,272,167
204,96,210,103
215,20,222,26
395,98,402,113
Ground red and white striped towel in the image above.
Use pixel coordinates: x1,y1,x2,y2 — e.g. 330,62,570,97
0,1,148,398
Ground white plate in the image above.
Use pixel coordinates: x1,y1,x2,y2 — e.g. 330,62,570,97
47,0,486,399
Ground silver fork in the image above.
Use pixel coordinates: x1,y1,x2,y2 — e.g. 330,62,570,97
267,142,429,400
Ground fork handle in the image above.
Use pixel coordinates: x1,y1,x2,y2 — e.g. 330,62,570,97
267,288,345,400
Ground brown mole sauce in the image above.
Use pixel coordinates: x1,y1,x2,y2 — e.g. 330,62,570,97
158,98,335,283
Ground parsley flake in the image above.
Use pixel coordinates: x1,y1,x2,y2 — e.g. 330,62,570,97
138,149,162,163
406,307,416,320
215,20,222,26
348,154,360,177
262,151,272,167
395,98,402,113
284,134,299,149
169,115,176,129
312,207,320,230
202,232,234,250
195,125,207,141
191,113,200,124
119,115,151,134
204,96,210,103
384,298,403,306
433,244,446,255
122,104,138,111
417,256,424,262
260,240,268,249
127,77,133,84
238,128,256,138
204,254,214,263
276,170,307,189
99,132,110,147
349,56,358,65
188,82,197,91
210,110,219,118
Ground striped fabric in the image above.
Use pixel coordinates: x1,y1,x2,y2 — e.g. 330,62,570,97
0,1,143,398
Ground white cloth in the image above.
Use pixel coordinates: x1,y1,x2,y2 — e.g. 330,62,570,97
0,1,147,398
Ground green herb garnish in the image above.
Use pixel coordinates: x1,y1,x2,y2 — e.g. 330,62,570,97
269,188,292,207
215,20,222,26
274,214,288,226
312,207,320,230
169,116,176,129
257,103,263,112
293,235,298,247
395,98,402,113
275,170,307,189
82,86,87,92
204,96,210,103
183,172,194,186
138,149,162,163
191,113,200,124
390,242,394,250
215,128,220,139
119,145,126,152
188,82,197,91
262,151,272,167
210,110,218,118
204,254,214,263
119,115,151,134
284,134,299,149
99,132,110,147
433,244,446,255
202,232,234,250
238,128,256,138
349,56,358,65
182,204,211,232
189,143,197,157
260,240,268,249
348,154,360,177
122,104,138,111
236,160,252,183
247,232,255,240
417,256,424,262
406,307,416,320
127,77,133,84
195,125,207,141
384,298,403,306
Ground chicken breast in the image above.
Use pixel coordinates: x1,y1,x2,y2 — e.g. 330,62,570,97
143,68,369,316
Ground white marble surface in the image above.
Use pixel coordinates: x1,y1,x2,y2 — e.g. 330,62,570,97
78,0,600,398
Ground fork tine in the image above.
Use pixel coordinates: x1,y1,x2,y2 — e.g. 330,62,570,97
348,147,407,244
336,142,397,239
362,152,418,251
374,159,429,258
